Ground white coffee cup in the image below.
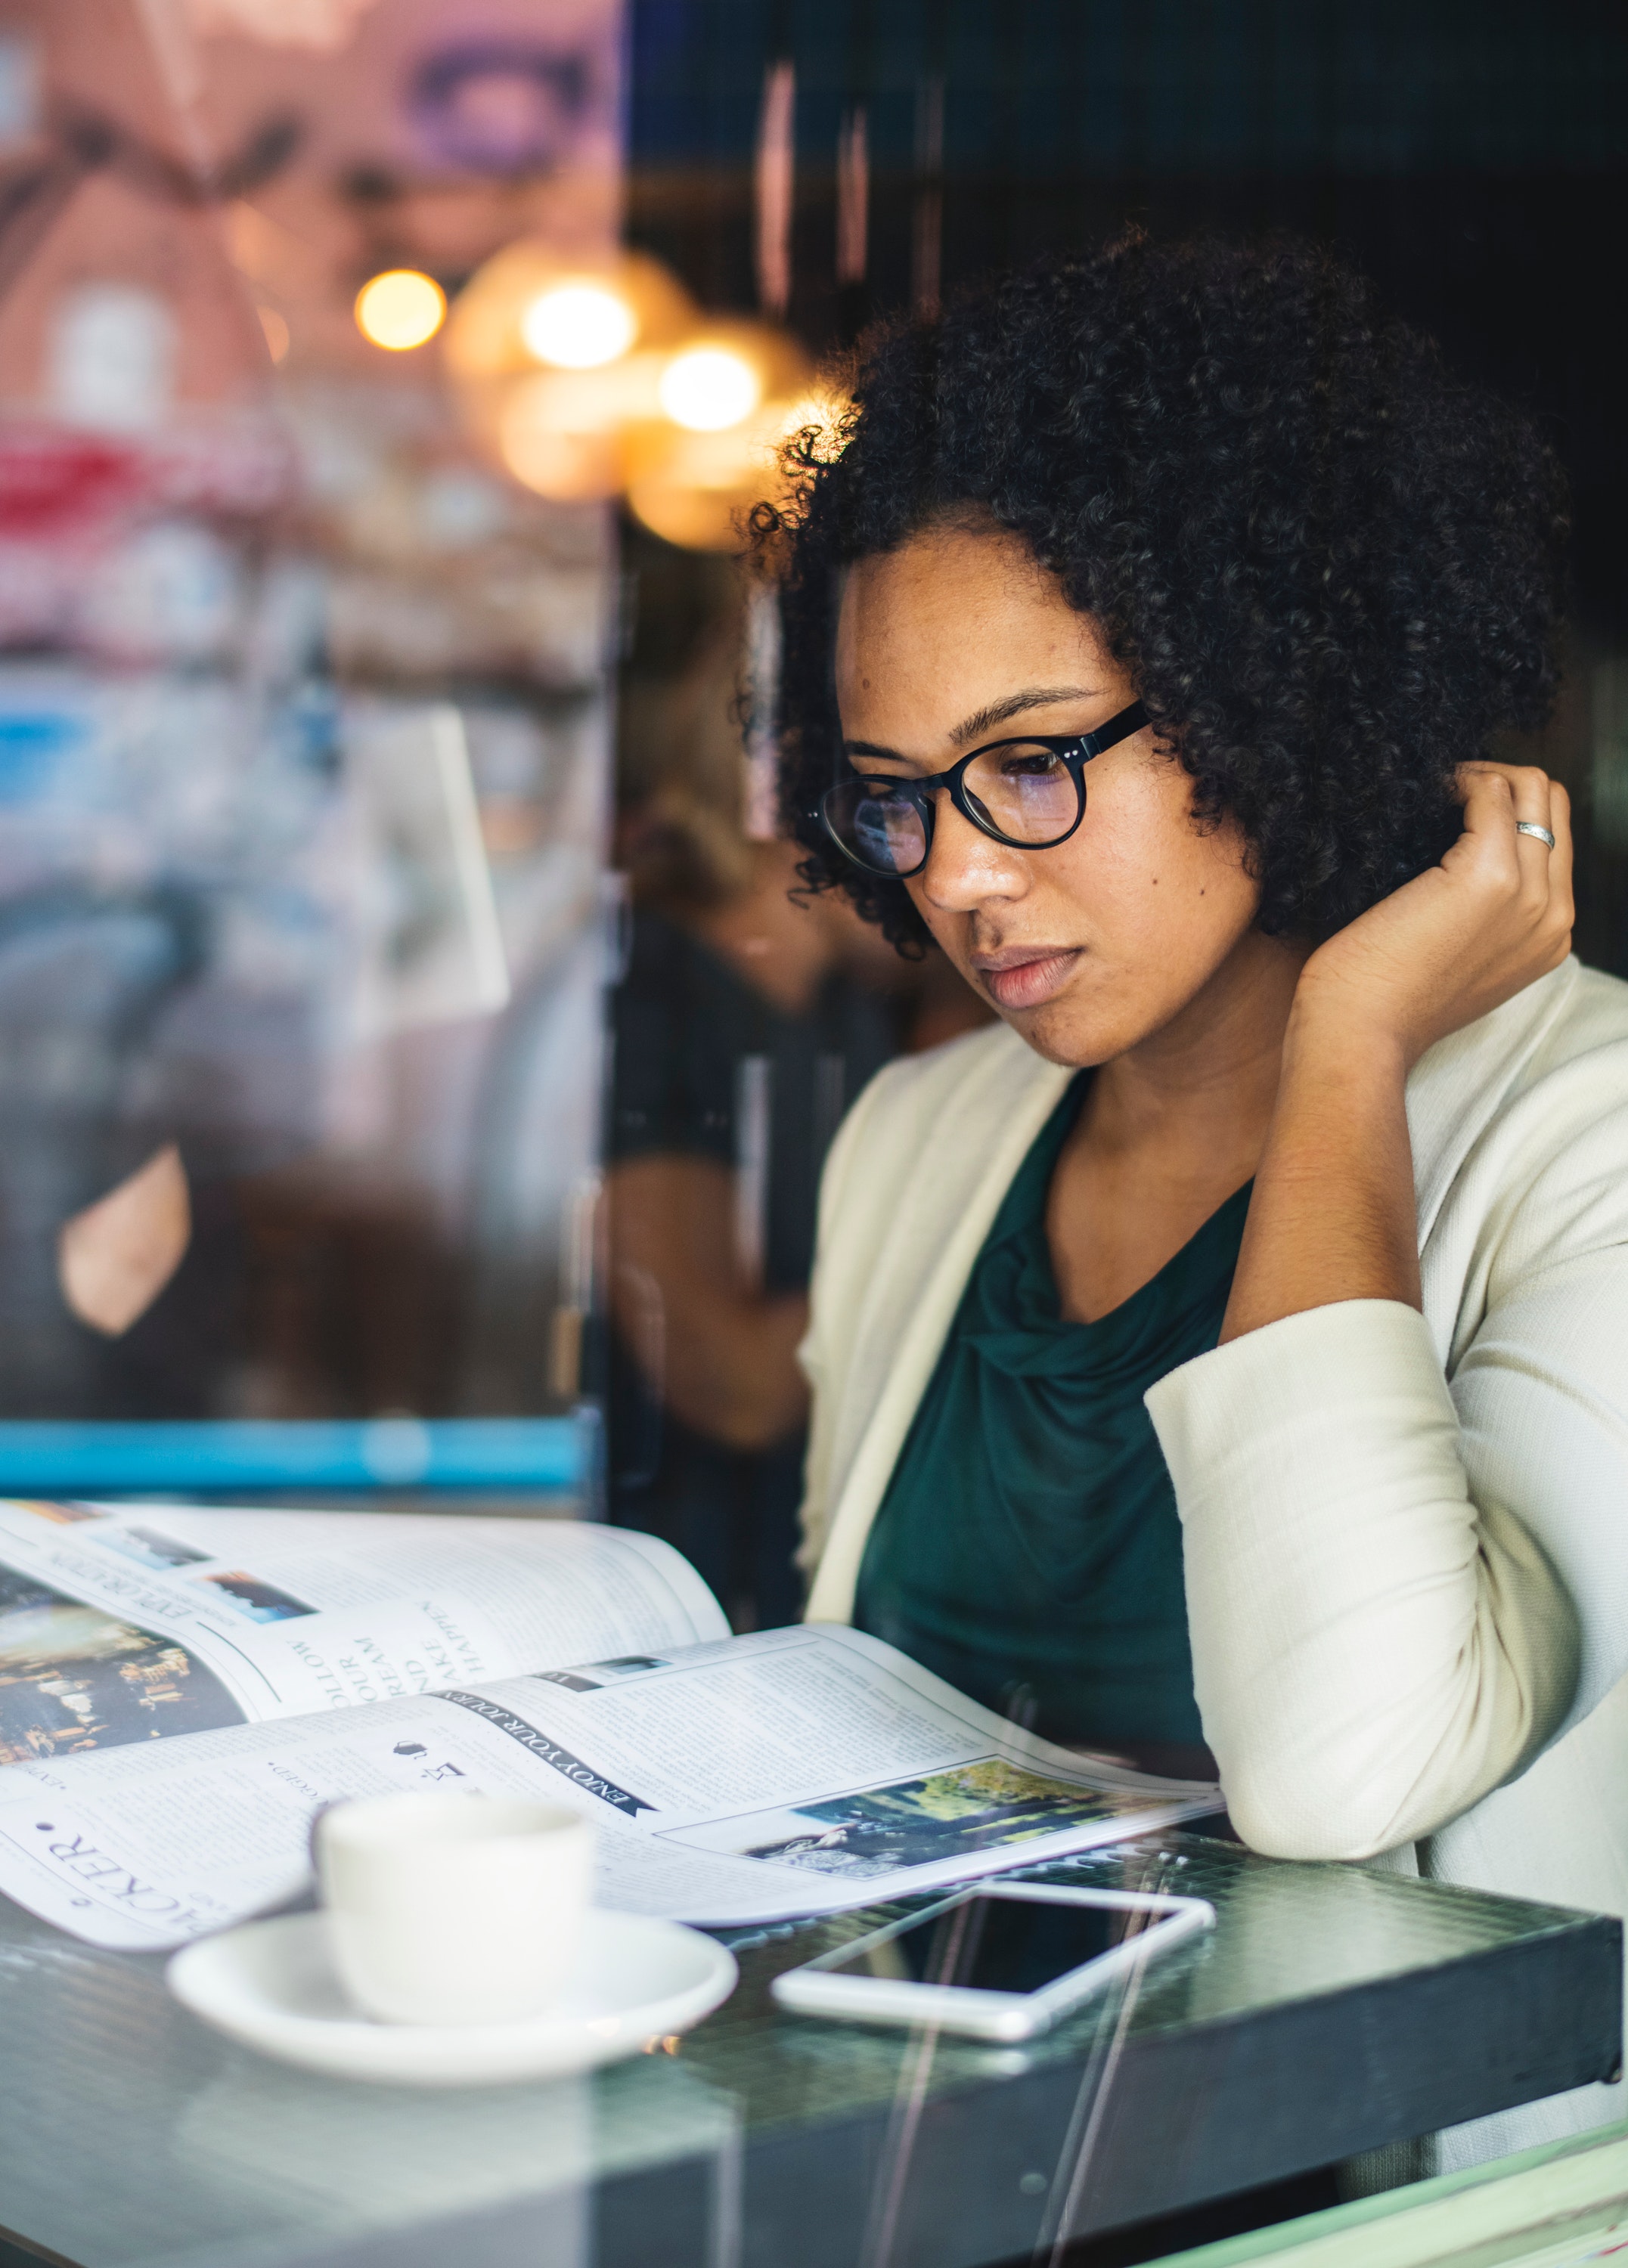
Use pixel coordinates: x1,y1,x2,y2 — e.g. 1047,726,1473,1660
315,1791,595,2027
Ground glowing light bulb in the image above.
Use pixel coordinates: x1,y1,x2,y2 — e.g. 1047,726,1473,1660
355,270,446,352
521,283,637,370
659,346,762,432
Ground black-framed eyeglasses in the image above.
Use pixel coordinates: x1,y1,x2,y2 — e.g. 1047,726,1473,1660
814,701,1149,880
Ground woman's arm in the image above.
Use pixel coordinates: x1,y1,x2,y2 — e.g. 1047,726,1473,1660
1152,763,1590,1861
607,1155,810,1452
1221,764,1574,1343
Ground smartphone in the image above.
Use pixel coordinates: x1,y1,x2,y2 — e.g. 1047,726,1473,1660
771,1882,1214,2041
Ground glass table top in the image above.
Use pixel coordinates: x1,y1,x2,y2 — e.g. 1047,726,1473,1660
0,1833,1611,2268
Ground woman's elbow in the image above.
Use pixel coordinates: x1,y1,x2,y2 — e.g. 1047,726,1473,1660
1217,1755,1422,1865
1211,1639,1572,1865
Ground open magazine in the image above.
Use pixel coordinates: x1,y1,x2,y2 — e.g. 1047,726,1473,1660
0,1499,1218,1953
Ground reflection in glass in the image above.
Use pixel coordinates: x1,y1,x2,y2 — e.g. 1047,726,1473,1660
606,559,988,1625
0,0,624,1473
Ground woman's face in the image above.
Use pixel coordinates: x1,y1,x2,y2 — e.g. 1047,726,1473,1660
833,522,1264,1067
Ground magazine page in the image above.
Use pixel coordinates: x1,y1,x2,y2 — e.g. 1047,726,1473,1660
0,1500,729,1765
0,1623,1217,1950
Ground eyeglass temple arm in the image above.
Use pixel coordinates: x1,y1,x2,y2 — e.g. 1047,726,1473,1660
1076,700,1149,759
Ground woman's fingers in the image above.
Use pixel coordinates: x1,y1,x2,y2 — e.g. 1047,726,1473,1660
1457,760,1547,829
1503,766,1558,898
1301,758,1574,1070
1457,760,1552,872
1453,760,1572,963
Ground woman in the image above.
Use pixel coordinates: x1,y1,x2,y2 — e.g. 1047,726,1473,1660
764,238,1628,2166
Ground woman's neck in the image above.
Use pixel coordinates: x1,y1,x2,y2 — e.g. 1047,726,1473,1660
1084,928,1310,1176
1049,930,1310,1324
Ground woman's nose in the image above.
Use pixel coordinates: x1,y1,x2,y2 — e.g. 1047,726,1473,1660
917,797,1029,912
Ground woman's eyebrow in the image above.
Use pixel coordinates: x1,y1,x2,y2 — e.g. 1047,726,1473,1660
841,685,1104,765
841,686,1105,768
948,686,1102,746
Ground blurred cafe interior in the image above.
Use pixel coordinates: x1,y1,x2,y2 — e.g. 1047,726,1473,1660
0,5,1625,2268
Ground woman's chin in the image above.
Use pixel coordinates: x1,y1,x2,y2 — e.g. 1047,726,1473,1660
999,995,1127,1070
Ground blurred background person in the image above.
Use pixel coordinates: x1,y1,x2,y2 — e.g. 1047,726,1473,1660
606,543,985,1628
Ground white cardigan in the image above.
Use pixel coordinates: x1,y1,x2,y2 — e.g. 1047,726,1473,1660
798,956,1628,2166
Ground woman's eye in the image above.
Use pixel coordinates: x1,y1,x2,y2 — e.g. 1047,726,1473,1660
999,748,1062,777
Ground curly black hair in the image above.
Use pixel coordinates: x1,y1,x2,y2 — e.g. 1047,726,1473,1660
755,234,1568,953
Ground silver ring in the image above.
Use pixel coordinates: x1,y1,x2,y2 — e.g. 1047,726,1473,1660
1516,821,1556,850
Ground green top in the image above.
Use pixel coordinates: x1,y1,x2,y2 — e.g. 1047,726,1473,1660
853,1076,1251,1761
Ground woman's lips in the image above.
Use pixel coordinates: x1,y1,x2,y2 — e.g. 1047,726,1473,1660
975,949,1081,1011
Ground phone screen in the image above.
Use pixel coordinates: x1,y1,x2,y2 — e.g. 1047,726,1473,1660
824,1895,1146,1996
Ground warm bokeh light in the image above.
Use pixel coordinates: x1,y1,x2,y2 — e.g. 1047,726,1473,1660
445,246,698,384
659,345,762,432
626,389,848,550
520,282,637,370
776,389,852,467
499,418,618,503
355,269,446,352
442,241,823,542
493,359,667,501
495,367,662,502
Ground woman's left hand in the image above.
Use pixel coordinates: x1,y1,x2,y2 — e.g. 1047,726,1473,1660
1221,762,1573,1344
1294,762,1574,1071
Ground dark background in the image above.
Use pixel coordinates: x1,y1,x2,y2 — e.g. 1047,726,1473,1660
623,0,1628,968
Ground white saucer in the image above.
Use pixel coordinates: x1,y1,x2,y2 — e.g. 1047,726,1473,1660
167,1910,737,2087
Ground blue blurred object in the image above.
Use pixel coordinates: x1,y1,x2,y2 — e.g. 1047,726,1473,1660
0,708,85,802
0,1415,587,1492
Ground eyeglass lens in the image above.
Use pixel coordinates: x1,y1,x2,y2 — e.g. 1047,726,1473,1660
826,742,1083,876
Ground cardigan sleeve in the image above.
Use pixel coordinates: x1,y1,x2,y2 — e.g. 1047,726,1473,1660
1146,1298,1583,1861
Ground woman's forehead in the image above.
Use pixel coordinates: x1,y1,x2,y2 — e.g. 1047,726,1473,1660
835,535,1114,739
839,522,1052,618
